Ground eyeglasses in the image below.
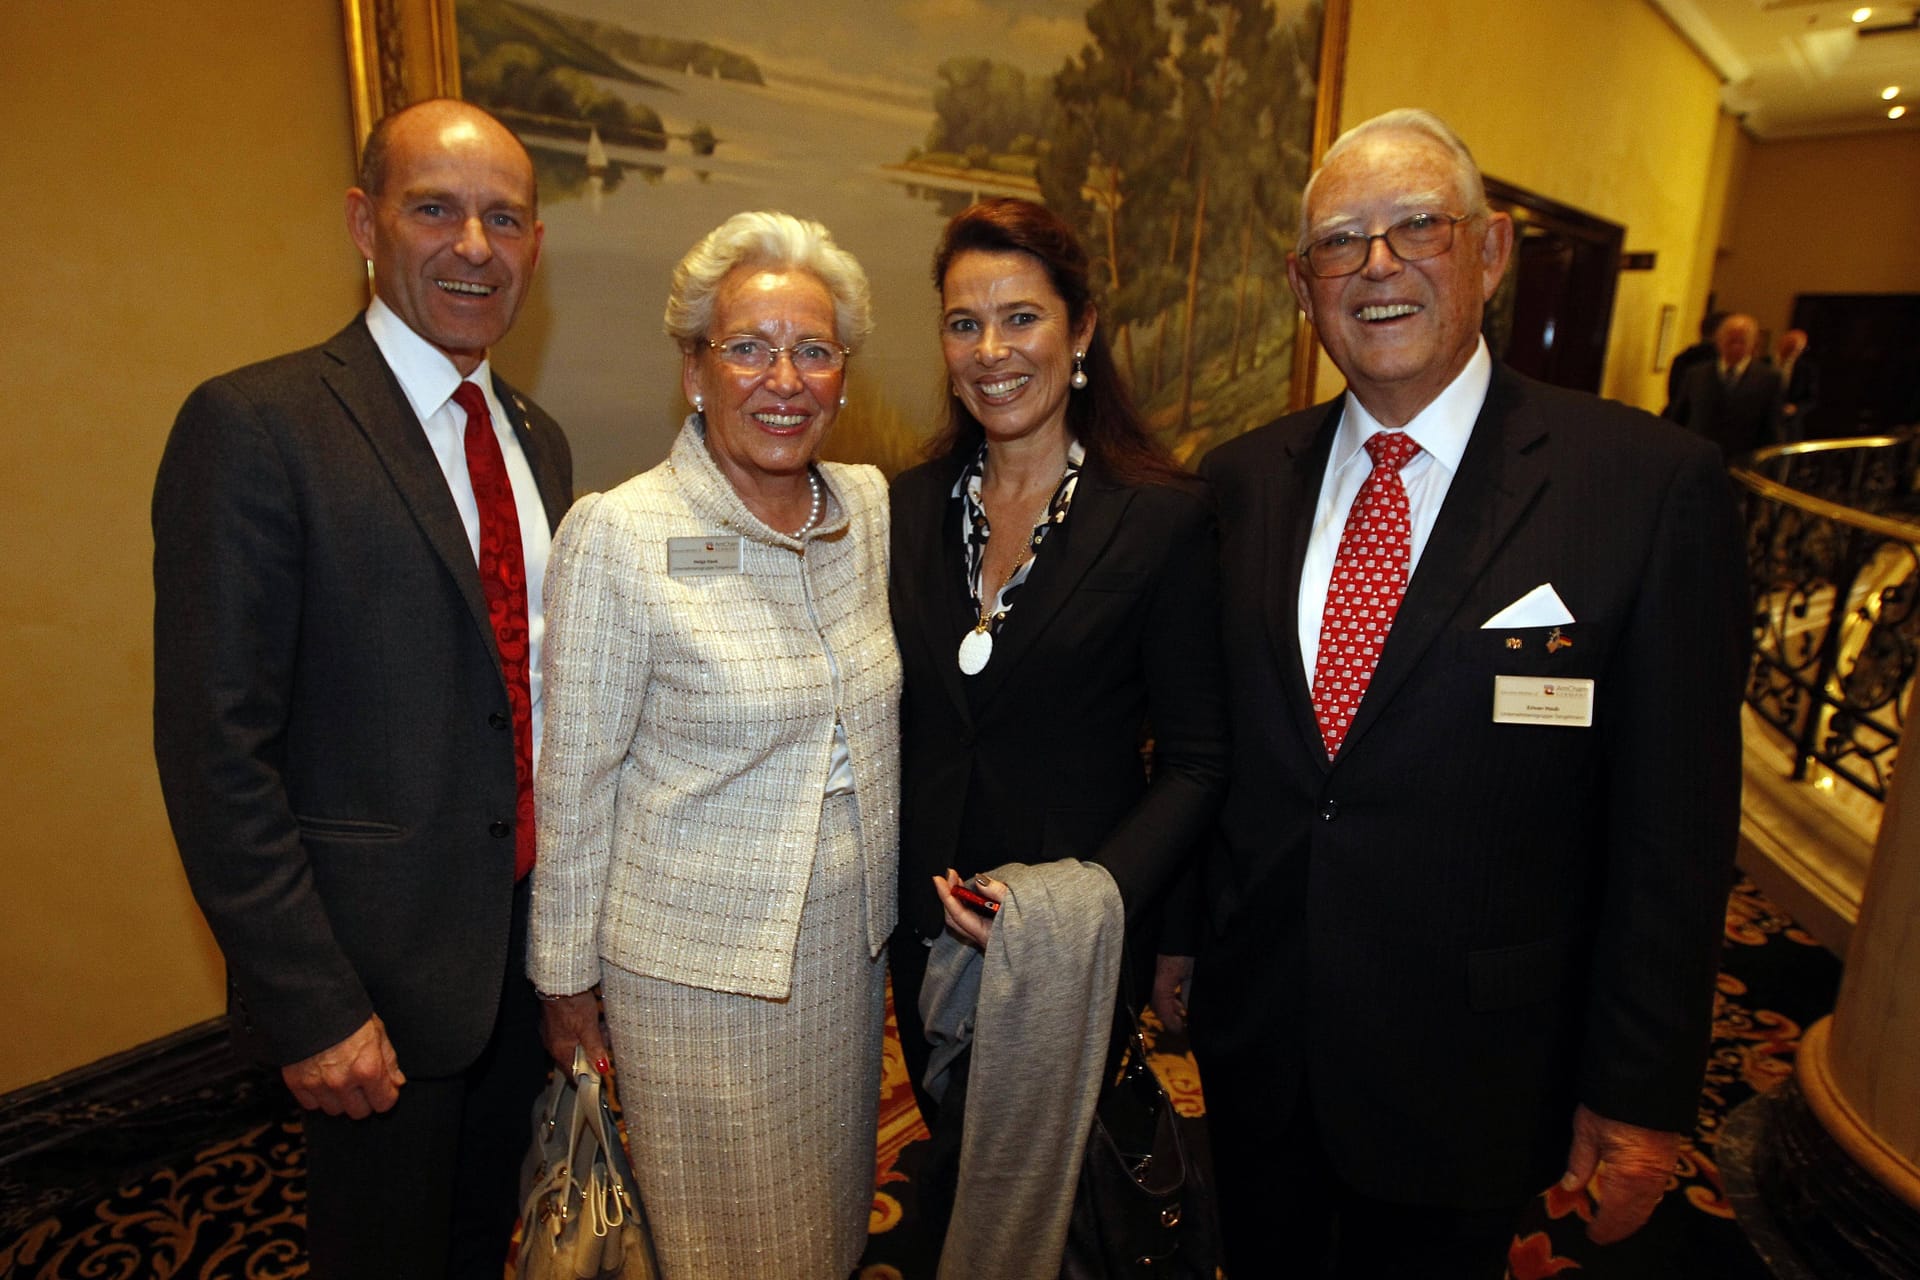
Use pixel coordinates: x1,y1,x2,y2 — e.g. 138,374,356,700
1299,212,1473,279
706,335,850,376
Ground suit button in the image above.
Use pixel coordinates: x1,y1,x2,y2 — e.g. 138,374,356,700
489,711,509,730
1320,801,1339,822
489,820,511,838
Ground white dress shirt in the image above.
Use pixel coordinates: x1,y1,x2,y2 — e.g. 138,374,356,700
364,297,554,767
1298,337,1494,683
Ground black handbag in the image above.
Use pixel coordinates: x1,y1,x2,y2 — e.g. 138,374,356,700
1060,999,1222,1279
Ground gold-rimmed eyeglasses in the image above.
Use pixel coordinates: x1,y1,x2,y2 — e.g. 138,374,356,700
1299,212,1473,279
706,335,851,376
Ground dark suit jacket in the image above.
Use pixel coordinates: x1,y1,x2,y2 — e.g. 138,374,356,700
1774,356,1821,440
1195,365,1747,1207
154,315,572,1077
889,455,1229,944
1666,358,1782,458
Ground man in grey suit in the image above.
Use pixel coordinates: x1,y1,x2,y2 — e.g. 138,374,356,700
154,99,572,1277
1181,110,1747,1277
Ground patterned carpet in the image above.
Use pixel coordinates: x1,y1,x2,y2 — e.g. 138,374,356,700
0,876,1841,1279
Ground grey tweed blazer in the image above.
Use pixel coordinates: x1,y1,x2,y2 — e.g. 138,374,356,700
529,419,901,1000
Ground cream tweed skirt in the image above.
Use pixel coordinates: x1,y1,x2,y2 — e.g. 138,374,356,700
601,791,886,1279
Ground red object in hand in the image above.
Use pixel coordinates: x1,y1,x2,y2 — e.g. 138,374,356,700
950,883,1001,916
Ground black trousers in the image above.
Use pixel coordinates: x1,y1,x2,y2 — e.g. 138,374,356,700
1198,1047,1522,1280
302,878,549,1280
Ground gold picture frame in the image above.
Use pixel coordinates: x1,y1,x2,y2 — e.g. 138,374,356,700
339,0,1348,482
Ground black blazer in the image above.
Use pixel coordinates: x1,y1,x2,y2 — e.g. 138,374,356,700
888,454,1228,943
1195,365,1748,1207
153,316,572,1076
1667,358,1782,457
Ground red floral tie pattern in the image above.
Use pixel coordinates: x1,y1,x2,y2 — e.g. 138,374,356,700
453,381,536,879
1311,430,1423,759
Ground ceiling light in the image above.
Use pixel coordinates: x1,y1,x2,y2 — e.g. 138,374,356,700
1893,105,1909,119
1883,86,1902,100
1852,7,1872,21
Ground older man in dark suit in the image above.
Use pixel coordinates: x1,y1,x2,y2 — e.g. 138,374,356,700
153,99,571,1278
1177,109,1748,1277
1666,311,1781,457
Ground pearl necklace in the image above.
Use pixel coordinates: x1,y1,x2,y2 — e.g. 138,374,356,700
792,469,824,538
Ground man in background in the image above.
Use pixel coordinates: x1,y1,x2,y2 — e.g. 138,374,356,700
1183,109,1748,1278
1773,327,1819,440
153,99,571,1277
1666,311,1781,459
1663,308,1724,416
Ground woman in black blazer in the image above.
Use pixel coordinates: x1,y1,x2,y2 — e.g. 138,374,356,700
888,198,1230,1236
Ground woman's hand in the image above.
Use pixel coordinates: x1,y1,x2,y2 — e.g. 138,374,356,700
1151,954,1195,1033
934,868,1002,950
537,988,613,1075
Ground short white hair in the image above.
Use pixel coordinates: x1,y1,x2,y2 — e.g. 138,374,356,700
1297,108,1489,247
663,211,874,350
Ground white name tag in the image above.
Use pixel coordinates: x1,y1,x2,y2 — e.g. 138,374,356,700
1492,676,1595,727
667,535,742,578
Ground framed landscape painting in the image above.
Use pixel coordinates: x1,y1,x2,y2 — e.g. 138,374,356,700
344,0,1347,490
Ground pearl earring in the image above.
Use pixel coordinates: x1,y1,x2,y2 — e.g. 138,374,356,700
693,394,704,414
1070,351,1088,390
839,393,848,408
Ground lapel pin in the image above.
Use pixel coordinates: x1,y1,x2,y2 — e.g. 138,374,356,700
1505,637,1523,650
1546,627,1572,654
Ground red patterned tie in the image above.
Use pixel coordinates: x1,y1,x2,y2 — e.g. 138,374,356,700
453,381,536,879
1311,430,1423,759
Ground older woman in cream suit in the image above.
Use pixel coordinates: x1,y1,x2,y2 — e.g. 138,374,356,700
529,211,900,1279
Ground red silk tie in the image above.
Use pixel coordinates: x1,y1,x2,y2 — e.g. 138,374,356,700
453,381,536,879
1311,430,1423,759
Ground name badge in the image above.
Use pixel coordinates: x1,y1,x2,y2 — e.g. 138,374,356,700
667,535,742,578
1492,676,1594,727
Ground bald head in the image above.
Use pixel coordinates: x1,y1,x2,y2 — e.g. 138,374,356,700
344,97,544,375
1716,314,1759,367
357,99,537,210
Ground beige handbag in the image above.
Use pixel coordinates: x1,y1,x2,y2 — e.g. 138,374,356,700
517,1047,661,1280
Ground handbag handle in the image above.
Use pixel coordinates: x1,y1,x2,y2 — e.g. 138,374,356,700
565,1046,641,1240
1101,960,1155,1085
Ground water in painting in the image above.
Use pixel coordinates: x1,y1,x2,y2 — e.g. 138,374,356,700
461,0,1325,491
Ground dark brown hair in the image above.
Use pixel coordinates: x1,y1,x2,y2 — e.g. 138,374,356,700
928,198,1188,489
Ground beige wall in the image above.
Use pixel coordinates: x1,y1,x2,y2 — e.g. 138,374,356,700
1313,0,1729,412
1712,131,1920,337
0,3,361,1092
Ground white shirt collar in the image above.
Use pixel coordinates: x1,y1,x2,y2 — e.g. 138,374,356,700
1330,336,1492,476
363,296,494,422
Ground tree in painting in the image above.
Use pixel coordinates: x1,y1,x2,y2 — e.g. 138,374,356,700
922,0,1324,459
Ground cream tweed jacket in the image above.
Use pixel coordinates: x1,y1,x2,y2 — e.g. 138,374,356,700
529,418,901,1000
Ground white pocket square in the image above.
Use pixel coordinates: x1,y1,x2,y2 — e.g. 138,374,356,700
1482,583,1574,629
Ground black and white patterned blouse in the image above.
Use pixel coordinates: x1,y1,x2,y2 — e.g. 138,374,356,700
953,438,1085,640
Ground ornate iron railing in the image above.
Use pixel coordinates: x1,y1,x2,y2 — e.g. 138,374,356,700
1734,434,1920,802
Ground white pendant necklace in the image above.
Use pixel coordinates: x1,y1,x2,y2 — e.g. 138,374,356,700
957,462,1065,676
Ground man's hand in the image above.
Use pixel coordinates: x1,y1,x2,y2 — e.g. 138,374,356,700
1151,954,1194,1033
281,1014,405,1118
538,989,612,1075
1561,1103,1683,1244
